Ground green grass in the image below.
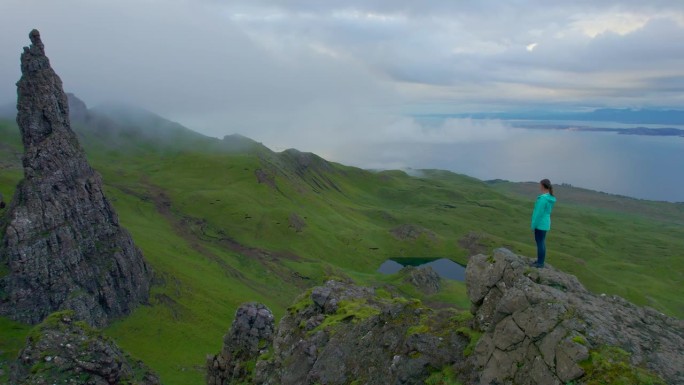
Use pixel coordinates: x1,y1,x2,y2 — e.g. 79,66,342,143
312,299,382,334
348,268,471,310
0,317,31,383
101,185,295,384
580,346,666,385
456,327,482,357
425,366,462,385
1,116,683,385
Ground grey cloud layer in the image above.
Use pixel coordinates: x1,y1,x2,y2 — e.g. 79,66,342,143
1,0,684,153
229,2,684,98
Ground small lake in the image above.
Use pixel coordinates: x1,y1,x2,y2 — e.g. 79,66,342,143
377,257,466,281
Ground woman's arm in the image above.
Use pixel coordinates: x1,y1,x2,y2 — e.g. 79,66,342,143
530,196,543,230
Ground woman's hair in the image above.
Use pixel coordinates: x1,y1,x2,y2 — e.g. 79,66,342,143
540,178,554,196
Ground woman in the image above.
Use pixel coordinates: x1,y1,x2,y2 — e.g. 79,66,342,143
530,178,556,268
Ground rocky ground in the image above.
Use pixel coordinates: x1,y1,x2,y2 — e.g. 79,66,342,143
207,281,473,385
208,248,682,385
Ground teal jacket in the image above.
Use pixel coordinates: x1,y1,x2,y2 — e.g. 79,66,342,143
531,193,556,231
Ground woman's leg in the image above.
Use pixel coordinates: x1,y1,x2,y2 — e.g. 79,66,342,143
534,229,547,266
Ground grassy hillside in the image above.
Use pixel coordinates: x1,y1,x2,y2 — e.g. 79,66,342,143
1,115,682,385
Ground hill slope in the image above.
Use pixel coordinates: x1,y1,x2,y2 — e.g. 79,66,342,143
1,106,682,384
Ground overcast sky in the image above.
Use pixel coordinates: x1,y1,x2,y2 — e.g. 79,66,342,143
2,1,684,174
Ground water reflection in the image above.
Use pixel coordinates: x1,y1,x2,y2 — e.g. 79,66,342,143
378,257,466,281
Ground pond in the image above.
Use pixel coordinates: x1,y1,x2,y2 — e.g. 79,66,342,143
377,257,466,281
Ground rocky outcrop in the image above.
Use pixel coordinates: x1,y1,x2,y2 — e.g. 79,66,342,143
458,231,489,255
210,249,682,385
10,310,161,385
466,248,683,385
0,30,152,327
277,149,342,193
401,265,441,294
208,281,473,385
288,213,306,233
390,224,436,241
206,303,275,385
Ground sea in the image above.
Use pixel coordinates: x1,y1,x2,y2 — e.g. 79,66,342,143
341,119,684,203
454,120,684,203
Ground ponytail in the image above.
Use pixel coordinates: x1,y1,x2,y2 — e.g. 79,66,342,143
540,178,553,196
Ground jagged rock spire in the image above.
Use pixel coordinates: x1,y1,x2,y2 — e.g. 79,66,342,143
0,30,152,327
17,29,71,150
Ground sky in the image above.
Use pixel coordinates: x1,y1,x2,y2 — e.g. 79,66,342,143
1,0,684,196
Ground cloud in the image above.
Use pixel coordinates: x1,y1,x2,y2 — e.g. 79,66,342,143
570,12,652,37
2,1,683,200
210,1,684,111
374,118,512,144
0,0,402,143
1,0,684,156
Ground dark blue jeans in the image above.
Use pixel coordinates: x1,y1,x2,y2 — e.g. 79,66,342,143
534,229,547,265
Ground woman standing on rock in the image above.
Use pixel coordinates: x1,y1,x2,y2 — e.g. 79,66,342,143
531,179,556,268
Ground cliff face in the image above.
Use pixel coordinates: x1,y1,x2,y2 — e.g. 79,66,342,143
209,249,683,385
0,30,152,327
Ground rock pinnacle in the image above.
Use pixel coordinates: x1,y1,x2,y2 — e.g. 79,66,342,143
0,30,153,327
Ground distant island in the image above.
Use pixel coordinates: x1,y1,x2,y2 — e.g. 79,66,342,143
511,123,684,137
417,108,684,125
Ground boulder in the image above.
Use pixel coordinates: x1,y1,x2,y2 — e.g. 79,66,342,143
402,265,441,294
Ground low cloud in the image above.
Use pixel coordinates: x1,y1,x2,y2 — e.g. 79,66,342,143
375,118,512,144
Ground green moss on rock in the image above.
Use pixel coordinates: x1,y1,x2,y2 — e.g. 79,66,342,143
425,366,462,385
580,346,666,385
